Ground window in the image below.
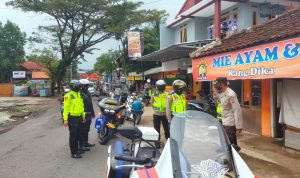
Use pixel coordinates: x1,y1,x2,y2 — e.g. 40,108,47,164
253,7,258,26
180,25,187,43
251,80,261,106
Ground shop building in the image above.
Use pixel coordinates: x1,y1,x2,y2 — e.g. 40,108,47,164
139,0,299,99
191,8,300,150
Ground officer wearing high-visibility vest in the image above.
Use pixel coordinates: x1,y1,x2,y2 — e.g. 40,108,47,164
63,80,86,159
150,80,169,148
166,80,187,122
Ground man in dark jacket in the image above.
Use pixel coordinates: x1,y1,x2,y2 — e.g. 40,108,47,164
79,79,96,147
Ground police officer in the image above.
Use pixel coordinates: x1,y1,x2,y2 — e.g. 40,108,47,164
150,80,169,148
166,80,187,122
79,79,96,148
215,77,242,145
63,80,86,158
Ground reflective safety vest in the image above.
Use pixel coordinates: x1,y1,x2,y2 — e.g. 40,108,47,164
63,91,85,121
216,102,222,121
171,93,186,114
152,91,169,113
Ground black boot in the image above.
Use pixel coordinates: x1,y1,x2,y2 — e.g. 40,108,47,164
84,143,95,147
79,146,90,151
71,154,82,158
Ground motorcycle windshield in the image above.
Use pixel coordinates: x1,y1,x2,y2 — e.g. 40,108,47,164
170,110,233,178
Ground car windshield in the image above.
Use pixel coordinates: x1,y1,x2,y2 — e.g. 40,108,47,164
88,83,94,88
170,110,233,178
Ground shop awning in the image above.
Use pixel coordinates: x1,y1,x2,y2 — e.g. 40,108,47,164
139,40,213,62
144,67,162,75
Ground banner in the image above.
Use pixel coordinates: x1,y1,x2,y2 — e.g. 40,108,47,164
193,37,300,81
128,31,142,58
164,71,177,79
13,71,26,79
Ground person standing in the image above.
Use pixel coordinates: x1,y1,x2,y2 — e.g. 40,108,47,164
150,80,170,148
214,77,242,145
166,80,187,122
79,79,96,148
63,80,86,158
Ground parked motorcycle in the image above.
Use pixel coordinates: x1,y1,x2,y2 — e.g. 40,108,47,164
187,93,217,118
95,98,126,145
125,94,144,125
106,126,161,178
105,110,255,178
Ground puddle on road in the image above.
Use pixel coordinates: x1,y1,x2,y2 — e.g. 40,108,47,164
0,112,15,124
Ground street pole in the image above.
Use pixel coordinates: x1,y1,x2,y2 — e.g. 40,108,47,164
111,61,113,83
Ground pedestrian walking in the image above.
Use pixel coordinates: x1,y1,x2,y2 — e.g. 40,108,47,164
150,80,170,149
79,79,96,148
63,80,86,158
214,77,242,145
166,80,187,122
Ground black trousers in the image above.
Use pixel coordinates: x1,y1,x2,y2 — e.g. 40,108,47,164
82,115,92,145
223,125,237,145
153,114,170,140
68,116,83,155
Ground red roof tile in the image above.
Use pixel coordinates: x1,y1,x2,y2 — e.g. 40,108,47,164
20,61,44,70
192,8,300,58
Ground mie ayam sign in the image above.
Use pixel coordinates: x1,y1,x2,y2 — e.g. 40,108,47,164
193,37,300,81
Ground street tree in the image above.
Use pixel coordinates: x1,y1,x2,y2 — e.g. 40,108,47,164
7,0,166,92
94,49,121,76
0,20,26,82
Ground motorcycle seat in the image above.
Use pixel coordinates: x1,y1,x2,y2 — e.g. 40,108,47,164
118,127,142,140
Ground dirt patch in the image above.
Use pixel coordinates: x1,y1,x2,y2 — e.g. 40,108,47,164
0,97,57,134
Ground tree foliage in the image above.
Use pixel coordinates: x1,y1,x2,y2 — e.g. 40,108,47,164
94,49,121,75
0,20,26,82
7,0,166,91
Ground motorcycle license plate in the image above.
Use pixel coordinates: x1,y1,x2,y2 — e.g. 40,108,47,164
106,122,116,129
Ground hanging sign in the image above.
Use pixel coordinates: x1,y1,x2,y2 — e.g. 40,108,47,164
128,31,142,58
193,37,300,81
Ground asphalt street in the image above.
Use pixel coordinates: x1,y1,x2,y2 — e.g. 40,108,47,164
0,97,109,178
0,96,154,178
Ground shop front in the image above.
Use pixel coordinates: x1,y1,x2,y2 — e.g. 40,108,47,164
192,36,300,143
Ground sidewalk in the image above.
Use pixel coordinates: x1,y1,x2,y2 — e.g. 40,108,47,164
238,132,300,178
140,107,300,177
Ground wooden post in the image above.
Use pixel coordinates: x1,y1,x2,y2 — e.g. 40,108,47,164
214,0,221,40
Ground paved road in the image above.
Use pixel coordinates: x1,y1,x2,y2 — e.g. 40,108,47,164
0,98,108,178
0,97,154,178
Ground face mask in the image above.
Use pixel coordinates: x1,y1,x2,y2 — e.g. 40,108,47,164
73,86,80,92
176,88,183,95
215,85,222,93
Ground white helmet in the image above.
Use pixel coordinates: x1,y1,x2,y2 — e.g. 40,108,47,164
147,79,151,83
156,80,166,86
79,79,91,85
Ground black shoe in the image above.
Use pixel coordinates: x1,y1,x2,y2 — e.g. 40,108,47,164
155,142,161,149
77,150,85,154
84,143,95,147
79,146,90,151
71,154,82,158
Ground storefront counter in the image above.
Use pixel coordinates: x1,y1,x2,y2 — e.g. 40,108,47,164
242,106,262,135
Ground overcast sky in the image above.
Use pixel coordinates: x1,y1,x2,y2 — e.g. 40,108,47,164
0,0,185,70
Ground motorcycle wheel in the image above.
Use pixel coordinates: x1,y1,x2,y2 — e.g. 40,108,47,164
144,100,149,106
135,113,142,125
98,127,113,145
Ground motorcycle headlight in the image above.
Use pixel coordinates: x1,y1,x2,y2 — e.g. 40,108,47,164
110,110,115,114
